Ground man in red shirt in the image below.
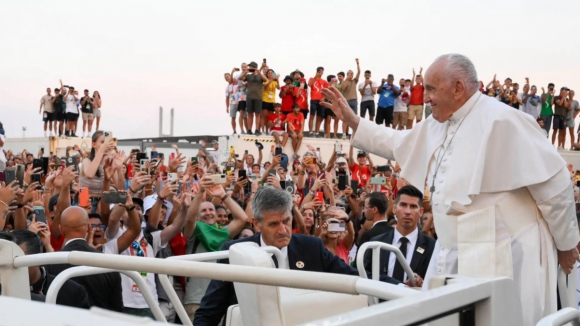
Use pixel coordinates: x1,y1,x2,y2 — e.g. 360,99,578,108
308,67,329,137
407,67,424,129
279,76,295,114
286,104,305,159
292,72,309,120
348,146,373,187
267,103,289,147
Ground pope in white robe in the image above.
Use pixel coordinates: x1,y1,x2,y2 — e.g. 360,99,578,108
321,54,580,325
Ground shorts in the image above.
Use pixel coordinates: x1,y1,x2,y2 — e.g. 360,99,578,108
376,106,394,126
262,101,274,113
54,111,65,122
82,112,94,121
567,118,575,128
229,104,238,118
407,104,424,121
238,100,247,112
309,100,325,118
66,112,79,121
246,98,262,114
347,99,358,115
360,100,375,118
270,129,286,136
301,109,309,120
43,112,54,122
553,115,566,130
324,108,335,119
393,112,408,129
93,108,101,118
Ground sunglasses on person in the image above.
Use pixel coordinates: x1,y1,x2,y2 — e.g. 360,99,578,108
131,241,145,257
91,224,106,230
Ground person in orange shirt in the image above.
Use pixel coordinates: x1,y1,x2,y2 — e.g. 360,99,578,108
286,104,305,159
308,67,329,137
292,71,309,119
407,67,424,129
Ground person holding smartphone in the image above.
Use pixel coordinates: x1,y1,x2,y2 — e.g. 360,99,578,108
317,207,354,263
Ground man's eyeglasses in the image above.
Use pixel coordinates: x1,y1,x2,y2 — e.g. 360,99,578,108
91,224,106,230
132,241,145,257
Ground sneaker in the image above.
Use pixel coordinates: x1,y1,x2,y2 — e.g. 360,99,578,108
342,134,347,140
255,130,261,136
247,130,253,135
558,146,565,150
44,131,47,137
293,154,300,160
308,131,314,137
233,131,237,135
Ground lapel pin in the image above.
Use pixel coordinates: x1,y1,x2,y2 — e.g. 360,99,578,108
416,247,425,254
296,261,304,269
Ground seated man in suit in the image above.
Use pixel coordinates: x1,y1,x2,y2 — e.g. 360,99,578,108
0,230,90,309
46,206,124,312
364,185,436,283
194,187,417,326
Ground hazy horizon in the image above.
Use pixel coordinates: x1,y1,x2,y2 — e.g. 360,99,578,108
1,0,579,140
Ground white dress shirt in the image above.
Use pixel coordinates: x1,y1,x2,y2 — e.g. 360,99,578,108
260,235,289,269
387,227,418,281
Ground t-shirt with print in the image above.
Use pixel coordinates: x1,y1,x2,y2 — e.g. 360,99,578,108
342,79,359,100
293,87,308,110
358,81,378,102
540,94,554,116
553,96,568,117
233,72,247,102
308,78,329,101
245,74,263,100
280,86,295,113
567,100,579,120
522,94,541,117
409,84,424,105
103,229,166,309
268,113,286,132
350,163,371,187
286,113,305,133
225,83,239,105
394,89,410,113
378,84,399,108
63,94,78,114
41,95,53,113
262,80,278,103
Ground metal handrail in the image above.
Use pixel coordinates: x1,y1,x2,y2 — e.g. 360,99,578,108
45,266,166,323
356,241,416,305
557,264,578,309
157,246,283,326
537,307,580,326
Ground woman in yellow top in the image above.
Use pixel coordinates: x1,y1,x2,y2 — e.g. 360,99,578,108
261,69,280,133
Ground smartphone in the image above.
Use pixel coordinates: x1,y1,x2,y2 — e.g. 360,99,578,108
226,166,235,176
305,157,317,165
66,157,76,170
328,222,346,232
78,187,90,207
377,165,390,172
350,180,359,191
5,169,16,185
263,58,267,63
238,169,247,180
140,159,149,173
176,182,182,196
244,150,248,154
370,177,387,185
338,175,347,191
41,157,49,175
33,159,43,171
269,169,277,176
275,147,283,156
210,174,227,185
191,157,198,165
234,68,240,72
284,181,295,194
15,165,25,186
317,170,326,180
31,173,42,185
151,151,159,159
315,191,324,203
103,191,127,204
136,152,147,162
335,142,342,153
33,206,47,224
40,147,45,154
0,172,4,182
104,131,113,142
167,173,178,182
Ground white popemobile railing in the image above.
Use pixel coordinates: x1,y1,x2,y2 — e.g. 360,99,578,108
0,239,578,325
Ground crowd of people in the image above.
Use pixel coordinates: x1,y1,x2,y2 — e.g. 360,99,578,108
39,79,103,138
0,128,440,324
224,60,579,149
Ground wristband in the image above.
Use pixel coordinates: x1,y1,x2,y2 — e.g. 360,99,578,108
126,205,136,212
0,200,8,208
220,194,229,202
157,195,165,201
17,203,24,209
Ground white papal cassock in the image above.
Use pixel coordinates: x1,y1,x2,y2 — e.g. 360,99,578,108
351,92,580,325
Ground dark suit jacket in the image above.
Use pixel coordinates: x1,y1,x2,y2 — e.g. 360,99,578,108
193,233,401,326
354,220,393,267
38,272,91,309
46,239,123,312
363,228,436,281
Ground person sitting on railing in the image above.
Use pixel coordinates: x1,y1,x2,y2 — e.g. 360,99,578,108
194,187,409,326
45,206,123,312
363,186,435,284
0,230,90,309
182,174,249,323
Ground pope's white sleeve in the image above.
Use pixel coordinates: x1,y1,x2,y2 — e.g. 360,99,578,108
527,166,580,251
351,118,409,160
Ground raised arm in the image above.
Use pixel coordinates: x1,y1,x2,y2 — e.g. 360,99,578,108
160,193,187,245
354,58,361,81
113,197,142,253
82,139,114,179
52,167,75,238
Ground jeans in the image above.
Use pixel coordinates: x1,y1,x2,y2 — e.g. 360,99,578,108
540,115,552,135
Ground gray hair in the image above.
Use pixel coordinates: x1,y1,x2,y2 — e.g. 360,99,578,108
435,53,479,92
251,187,293,224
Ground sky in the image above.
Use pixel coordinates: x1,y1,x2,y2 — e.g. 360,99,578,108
1,0,579,139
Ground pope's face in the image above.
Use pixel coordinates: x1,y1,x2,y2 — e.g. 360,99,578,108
424,60,462,123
